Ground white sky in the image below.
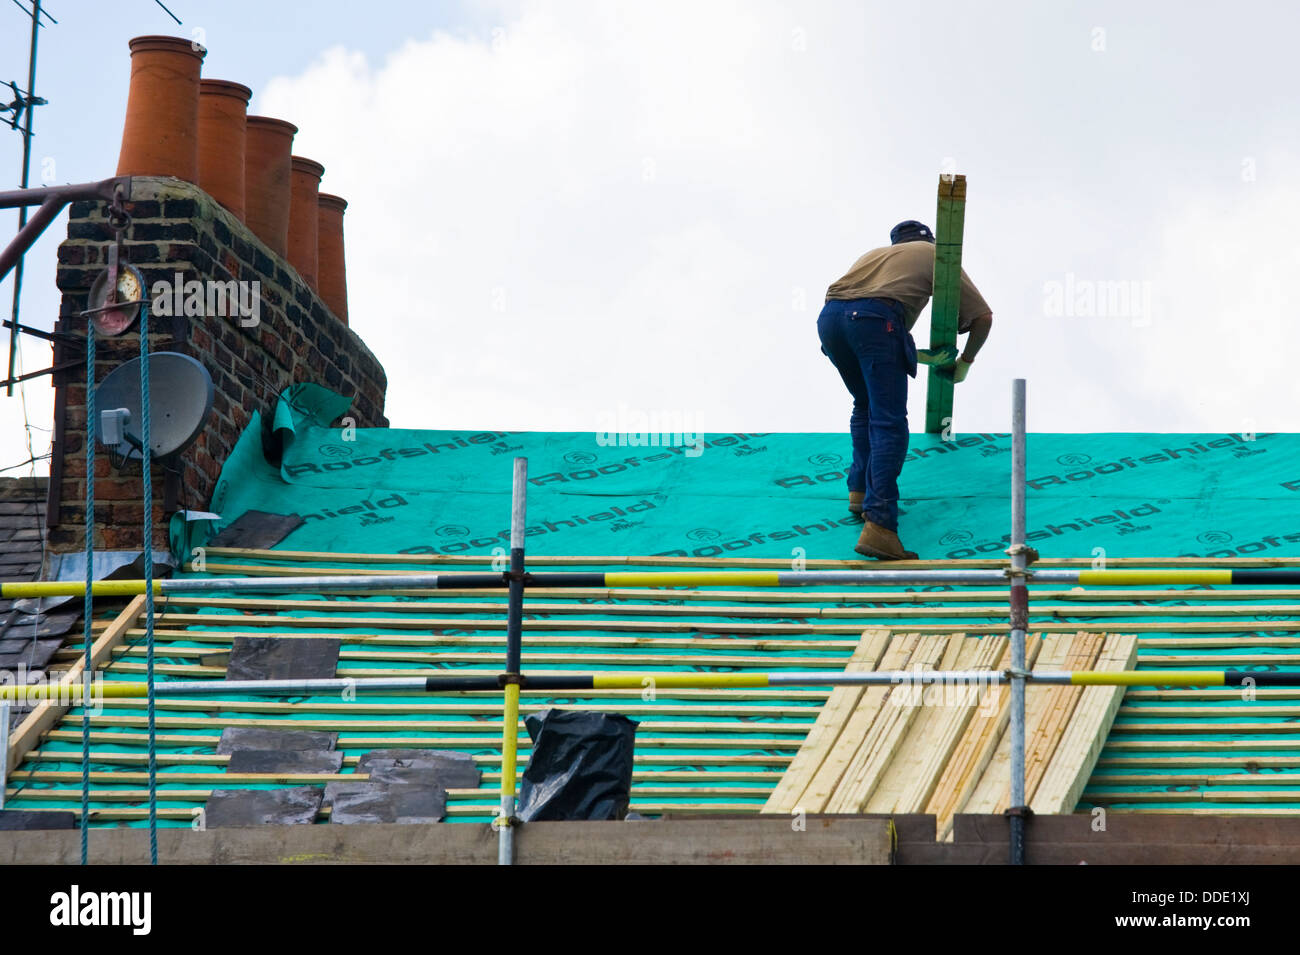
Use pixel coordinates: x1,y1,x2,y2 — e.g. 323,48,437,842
2,0,1298,480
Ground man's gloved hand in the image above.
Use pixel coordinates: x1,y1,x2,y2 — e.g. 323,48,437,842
935,356,973,383
916,344,959,366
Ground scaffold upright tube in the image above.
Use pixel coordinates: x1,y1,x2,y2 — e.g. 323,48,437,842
498,456,528,867
1008,377,1029,866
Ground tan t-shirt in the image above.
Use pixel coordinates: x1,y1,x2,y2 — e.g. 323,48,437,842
825,241,991,332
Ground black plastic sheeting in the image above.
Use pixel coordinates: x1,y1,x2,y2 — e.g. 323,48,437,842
226,750,344,774
204,787,323,827
216,727,339,754
324,782,447,825
225,636,340,681
517,710,638,822
357,749,481,789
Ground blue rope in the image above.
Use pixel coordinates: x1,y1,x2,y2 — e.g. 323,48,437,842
80,323,94,866
140,302,157,865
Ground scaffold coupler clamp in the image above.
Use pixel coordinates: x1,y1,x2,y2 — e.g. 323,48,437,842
998,540,1040,563
1004,667,1032,682
1003,805,1034,820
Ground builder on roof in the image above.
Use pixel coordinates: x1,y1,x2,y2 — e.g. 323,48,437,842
817,219,993,560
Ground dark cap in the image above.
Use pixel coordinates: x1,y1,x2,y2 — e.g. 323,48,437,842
890,220,935,244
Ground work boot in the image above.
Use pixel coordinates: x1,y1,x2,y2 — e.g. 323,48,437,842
855,520,918,561
848,491,864,516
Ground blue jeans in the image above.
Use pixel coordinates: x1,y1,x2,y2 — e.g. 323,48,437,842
817,298,915,531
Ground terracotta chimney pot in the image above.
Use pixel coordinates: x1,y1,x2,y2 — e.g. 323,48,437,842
317,193,349,324
288,157,325,289
243,116,297,258
197,80,252,221
116,35,206,179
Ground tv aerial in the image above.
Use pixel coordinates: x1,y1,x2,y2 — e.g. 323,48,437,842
95,352,213,465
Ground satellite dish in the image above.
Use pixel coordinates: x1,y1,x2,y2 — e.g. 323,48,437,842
94,352,214,459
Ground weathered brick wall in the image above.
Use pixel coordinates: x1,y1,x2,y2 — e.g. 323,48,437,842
47,176,387,552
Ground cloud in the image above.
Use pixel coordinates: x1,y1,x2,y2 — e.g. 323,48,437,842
256,0,1300,441
1136,170,1300,431
222,1,1300,437
258,1,891,432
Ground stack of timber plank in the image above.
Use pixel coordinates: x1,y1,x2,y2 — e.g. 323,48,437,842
762,628,1138,839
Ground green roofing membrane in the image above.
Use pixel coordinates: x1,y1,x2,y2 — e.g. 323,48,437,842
8,384,1300,825
171,385,1299,564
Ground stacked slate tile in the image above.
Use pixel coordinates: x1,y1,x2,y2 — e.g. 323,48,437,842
324,750,482,825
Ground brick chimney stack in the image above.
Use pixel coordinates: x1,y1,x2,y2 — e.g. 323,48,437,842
44,37,383,554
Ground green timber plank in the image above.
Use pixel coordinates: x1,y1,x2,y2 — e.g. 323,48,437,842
924,173,966,434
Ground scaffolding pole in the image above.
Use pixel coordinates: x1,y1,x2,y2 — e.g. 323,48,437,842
497,457,527,866
4,667,1296,705
1008,378,1029,864
6,566,1300,599
0,698,9,809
